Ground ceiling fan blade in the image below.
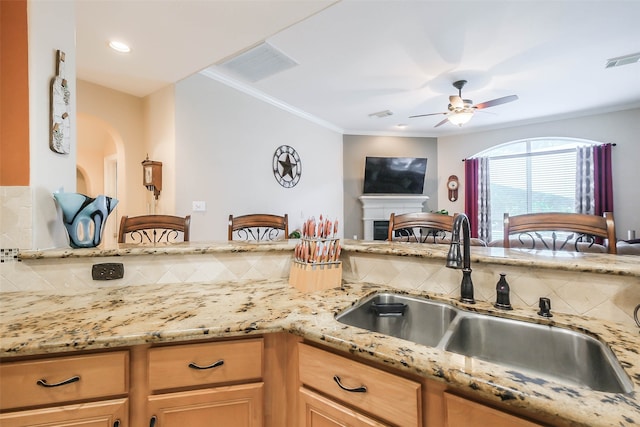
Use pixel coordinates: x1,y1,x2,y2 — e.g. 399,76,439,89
449,95,464,109
434,117,450,128
474,94,518,110
409,112,447,119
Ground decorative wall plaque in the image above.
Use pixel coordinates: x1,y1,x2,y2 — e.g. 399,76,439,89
273,145,301,188
50,50,71,154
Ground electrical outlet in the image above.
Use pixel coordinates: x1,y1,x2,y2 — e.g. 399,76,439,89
192,201,206,212
92,263,124,280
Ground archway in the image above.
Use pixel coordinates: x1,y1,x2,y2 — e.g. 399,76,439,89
76,112,125,247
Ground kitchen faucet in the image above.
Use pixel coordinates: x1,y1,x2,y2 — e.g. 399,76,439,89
446,213,475,304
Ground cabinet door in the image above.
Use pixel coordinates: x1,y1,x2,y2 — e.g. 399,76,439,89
147,383,263,427
0,397,127,427
299,388,386,427
444,392,542,427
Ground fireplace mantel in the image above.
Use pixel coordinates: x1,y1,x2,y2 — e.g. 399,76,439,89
358,195,429,240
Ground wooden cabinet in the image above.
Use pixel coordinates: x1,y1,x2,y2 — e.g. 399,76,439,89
148,384,263,427
144,338,264,427
0,351,129,427
298,343,422,427
0,335,554,427
443,392,543,427
0,399,128,427
299,387,385,427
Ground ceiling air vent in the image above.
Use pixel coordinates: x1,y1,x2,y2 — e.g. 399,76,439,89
217,42,298,82
605,52,640,69
368,110,394,118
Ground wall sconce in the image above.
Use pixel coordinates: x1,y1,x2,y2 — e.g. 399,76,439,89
142,156,162,199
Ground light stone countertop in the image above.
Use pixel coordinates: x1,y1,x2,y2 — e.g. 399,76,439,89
1,278,639,427
8,240,640,425
19,239,640,277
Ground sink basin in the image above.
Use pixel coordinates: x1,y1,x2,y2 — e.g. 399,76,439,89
335,293,458,347
336,293,633,394
445,315,633,393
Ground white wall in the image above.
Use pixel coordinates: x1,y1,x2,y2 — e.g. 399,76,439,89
175,73,344,241
28,0,76,249
437,108,640,240
143,86,176,215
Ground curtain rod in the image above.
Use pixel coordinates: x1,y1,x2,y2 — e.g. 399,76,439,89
461,142,616,161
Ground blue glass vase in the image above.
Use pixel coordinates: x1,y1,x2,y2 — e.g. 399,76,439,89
53,192,118,248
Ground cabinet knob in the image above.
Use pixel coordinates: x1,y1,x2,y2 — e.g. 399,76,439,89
150,415,157,427
113,420,120,427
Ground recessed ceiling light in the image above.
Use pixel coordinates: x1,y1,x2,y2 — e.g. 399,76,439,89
109,40,131,53
396,124,408,129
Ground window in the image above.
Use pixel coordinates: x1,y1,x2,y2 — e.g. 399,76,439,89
474,138,599,241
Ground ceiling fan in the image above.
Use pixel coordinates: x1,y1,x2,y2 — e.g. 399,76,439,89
410,80,518,128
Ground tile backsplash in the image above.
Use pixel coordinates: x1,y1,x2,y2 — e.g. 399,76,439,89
1,249,638,328
0,186,32,250
341,252,640,328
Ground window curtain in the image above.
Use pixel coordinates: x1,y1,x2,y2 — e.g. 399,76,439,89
464,157,491,241
576,143,614,215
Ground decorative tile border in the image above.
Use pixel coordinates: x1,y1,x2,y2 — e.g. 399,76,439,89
0,248,19,263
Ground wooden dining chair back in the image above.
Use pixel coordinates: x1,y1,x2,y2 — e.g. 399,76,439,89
503,212,616,254
228,214,289,241
387,212,456,243
118,215,191,244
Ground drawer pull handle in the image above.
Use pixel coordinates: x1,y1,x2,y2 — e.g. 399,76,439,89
36,375,80,387
188,359,224,370
333,375,367,393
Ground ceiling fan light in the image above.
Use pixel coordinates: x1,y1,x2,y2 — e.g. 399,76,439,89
448,111,473,126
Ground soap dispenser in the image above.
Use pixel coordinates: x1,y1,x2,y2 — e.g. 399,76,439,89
494,273,513,310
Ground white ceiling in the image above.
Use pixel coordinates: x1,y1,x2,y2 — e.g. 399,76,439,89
76,0,640,137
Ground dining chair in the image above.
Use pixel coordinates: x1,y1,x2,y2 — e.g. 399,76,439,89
503,211,616,254
387,212,456,243
118,214,191,244
228,214,289,241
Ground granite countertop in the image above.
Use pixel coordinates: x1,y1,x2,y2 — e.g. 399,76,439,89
1,279,638,426
19,239,640,277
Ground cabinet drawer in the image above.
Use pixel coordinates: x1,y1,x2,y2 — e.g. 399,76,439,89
148,338,263,391
298,343,421,427
0,351,128,410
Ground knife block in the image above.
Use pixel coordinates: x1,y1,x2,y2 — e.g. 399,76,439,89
288,260,342,292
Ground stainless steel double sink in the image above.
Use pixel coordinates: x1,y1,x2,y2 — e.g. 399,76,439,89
335,293,633,394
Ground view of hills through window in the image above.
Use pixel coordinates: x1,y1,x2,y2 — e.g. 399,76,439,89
476,138,599,241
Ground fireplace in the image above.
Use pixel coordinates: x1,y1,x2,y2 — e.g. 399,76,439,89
373,221,389,240
358,195,429,240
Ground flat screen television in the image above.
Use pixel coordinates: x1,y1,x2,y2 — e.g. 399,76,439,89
363,156,427,194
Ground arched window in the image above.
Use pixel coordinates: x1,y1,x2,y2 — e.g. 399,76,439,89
469,137,610,243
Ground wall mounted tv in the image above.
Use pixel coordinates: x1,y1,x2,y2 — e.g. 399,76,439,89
363,156,428,194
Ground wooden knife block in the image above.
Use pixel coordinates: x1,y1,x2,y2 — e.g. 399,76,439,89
288,260,342,292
